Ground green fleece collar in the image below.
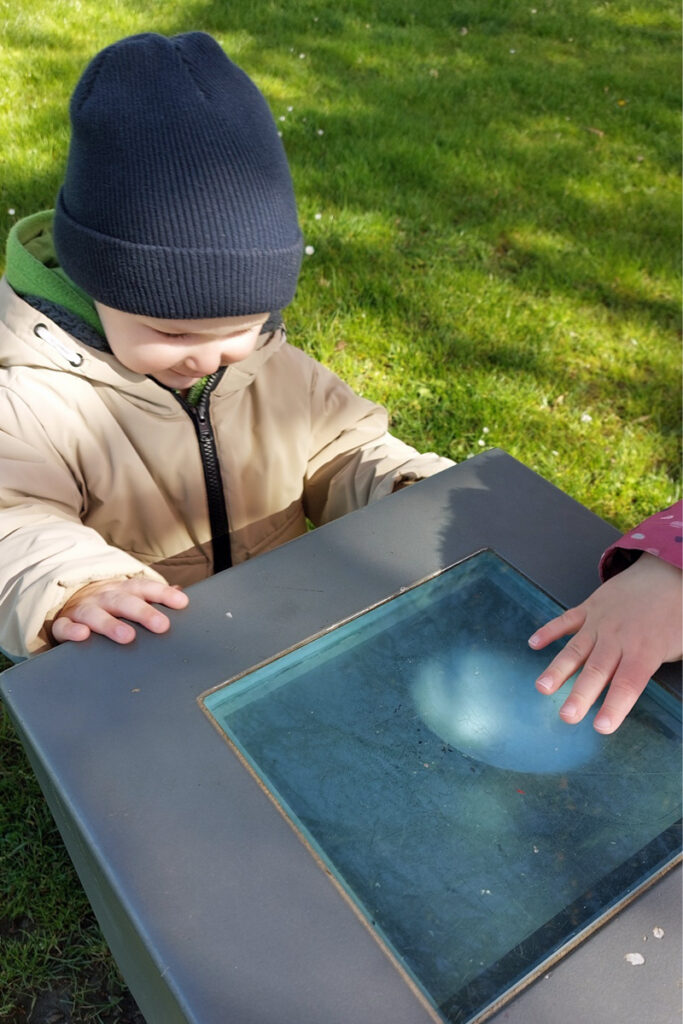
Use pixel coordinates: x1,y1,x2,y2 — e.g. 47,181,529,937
6,211,214,404
5,211,105,336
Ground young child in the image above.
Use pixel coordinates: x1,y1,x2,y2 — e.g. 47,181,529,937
529,501,682,733
0,31,453,661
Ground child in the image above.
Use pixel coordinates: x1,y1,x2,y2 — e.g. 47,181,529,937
0,31,453,660
529,501,682,733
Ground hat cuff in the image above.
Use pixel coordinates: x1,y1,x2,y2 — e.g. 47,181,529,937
54,194,303,318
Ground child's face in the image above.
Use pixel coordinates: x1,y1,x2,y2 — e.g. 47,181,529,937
95,303,269,389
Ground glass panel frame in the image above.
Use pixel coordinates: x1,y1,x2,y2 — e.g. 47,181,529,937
202,550,682,1024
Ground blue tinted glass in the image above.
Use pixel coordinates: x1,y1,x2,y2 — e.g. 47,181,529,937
204,550,681,1022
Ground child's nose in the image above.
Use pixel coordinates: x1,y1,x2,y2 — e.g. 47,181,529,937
184,345,222,375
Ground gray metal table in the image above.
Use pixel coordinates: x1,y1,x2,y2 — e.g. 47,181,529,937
2,449,680,1024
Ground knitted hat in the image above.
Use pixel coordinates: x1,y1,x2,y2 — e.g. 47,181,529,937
53,32,303,318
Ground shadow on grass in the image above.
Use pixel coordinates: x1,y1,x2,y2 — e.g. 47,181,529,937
2,0,679,307
1,0,678,488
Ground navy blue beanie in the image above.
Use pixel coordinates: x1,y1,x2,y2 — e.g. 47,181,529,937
53,32,303,318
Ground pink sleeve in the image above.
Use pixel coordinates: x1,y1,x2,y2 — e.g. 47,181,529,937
599,500,683,581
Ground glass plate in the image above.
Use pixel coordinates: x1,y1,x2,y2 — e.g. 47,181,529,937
203,550,681,1023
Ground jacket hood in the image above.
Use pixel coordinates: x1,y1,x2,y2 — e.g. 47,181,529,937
0,276,286,402
5,210,104,336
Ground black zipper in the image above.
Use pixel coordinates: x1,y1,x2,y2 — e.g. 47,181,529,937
161,318,283,572
174,371,232,572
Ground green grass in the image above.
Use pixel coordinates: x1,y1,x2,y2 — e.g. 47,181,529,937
0,0,681,1018
1,705,135,1021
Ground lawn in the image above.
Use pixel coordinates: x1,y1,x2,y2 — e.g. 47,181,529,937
0,0,680,1020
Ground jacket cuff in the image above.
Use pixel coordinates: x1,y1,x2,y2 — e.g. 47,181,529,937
599,500,683,582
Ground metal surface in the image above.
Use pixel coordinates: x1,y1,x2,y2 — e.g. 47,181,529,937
1,449,681,1024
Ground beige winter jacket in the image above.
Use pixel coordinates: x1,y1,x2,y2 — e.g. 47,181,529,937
0,278,453,658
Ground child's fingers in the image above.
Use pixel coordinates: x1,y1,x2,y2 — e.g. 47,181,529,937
533,623,596,695
133,581,189,609
52,579,189,646
556,638,622,725
166,587,190,607
78,591,174,640
62,601,139,644
108,579,189,610
528,605,587,651
593,655,658,734
51,617,91,643
106,592,173,634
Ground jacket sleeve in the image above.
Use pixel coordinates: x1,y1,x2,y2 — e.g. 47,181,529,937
599,500,683,582
302,358,454,526
0,392,164,659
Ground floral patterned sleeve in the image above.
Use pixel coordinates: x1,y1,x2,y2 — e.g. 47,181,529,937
599,500,683,581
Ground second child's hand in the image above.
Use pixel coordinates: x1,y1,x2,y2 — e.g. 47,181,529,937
51,578,189,645
528,553,682,733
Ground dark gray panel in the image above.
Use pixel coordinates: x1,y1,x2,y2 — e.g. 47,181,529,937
2,450,680,1024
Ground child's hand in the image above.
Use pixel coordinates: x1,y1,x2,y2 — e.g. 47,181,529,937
528,553,682,734
51,578,189,646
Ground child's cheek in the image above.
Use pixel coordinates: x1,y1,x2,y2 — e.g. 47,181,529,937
142,344,174,373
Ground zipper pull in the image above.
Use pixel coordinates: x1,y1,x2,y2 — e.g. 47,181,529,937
195,375,217,432
196,408,211,437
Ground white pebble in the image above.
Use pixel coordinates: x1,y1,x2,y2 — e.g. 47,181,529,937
652,927,664,939
624,953,645,966
305,245,315,255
